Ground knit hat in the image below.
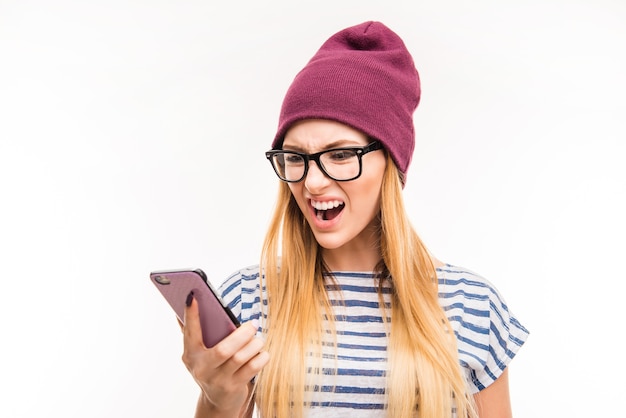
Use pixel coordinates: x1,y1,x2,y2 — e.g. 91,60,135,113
272,21,421,179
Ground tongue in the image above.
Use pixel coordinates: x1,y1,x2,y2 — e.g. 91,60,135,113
324,205,344,221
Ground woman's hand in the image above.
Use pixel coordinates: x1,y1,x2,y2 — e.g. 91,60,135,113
181,296,269,417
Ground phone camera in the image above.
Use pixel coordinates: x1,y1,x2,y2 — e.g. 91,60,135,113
154,275,171,285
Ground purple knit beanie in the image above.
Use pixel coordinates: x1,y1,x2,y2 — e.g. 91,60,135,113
272,21,421,179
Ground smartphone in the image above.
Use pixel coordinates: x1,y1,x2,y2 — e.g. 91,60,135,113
150,269,240,348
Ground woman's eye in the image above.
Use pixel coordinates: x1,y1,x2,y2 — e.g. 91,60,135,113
328,150,356,161
284,154,304,164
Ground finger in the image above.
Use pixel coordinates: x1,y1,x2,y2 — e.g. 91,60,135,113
229,332,265,368
211,321,260,362
176,317,184,332
218,322,264,375
232,350,270,384
183,293,205,348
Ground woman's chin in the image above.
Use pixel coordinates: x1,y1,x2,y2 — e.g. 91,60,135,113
310,231,347,251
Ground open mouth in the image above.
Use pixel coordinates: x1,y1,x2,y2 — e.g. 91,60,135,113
311,199,345,221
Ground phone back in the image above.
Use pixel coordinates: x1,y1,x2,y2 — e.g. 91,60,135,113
150,269,239,348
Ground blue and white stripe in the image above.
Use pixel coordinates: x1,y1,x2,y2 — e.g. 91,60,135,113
219,264,529,416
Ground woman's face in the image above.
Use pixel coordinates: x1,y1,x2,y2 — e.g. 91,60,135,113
282,119,387,254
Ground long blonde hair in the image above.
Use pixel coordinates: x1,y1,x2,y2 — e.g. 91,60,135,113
256,154,476,418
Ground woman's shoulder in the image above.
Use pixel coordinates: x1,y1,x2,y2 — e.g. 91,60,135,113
218,264,261,295
435,262,527,339
220,264,261,283
435,263,498,293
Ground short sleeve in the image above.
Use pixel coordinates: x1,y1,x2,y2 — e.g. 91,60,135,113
437,265,530,393
472,281,529,390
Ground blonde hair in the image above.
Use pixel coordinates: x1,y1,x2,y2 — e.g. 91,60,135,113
255,154,476,418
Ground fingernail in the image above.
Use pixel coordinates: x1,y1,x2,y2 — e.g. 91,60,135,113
185,291,194,307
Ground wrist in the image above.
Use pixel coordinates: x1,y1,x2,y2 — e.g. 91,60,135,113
195,392,245,418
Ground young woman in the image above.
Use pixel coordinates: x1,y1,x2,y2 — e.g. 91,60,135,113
181,21,529,418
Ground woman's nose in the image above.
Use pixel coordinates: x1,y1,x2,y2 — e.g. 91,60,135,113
304,161,331,192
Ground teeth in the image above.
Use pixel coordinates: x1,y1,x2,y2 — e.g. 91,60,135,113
311,199,343,211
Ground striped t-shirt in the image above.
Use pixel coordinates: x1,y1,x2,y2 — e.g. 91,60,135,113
218,264,529,416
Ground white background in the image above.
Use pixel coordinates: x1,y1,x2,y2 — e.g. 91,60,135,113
1,1,624,417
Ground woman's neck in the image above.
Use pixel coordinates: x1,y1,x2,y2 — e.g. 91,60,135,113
323,250,444,272
321,244,382,272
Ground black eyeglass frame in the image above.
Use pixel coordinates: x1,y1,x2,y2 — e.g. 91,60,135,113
265,141,384,183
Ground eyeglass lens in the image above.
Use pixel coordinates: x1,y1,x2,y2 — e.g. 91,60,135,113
271,149,361,181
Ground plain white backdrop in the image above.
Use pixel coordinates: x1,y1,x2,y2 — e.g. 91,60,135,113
1,1,624,416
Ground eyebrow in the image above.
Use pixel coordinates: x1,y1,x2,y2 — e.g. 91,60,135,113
282,139,364,152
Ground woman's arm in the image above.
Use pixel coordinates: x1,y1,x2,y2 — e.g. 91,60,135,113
183,297,268,418
473,368,513,418
194,382,255,418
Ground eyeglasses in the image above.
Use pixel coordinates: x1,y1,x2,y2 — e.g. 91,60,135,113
265,141,383,183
